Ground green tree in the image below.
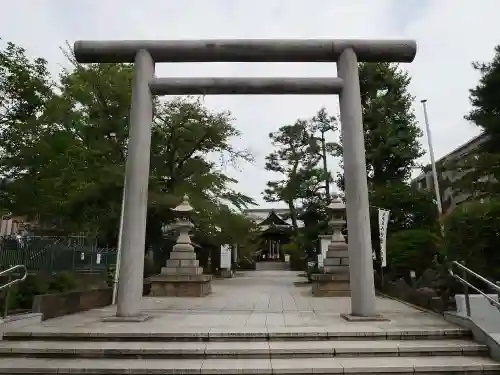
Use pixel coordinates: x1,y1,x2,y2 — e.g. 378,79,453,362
466,45,500,151
370,183,439,267
386,228,442,279
0,40,54,133
0,41,255,247
441,45,500,201
264,108,338,229
308,108,339,200
443,199,500,281
370,183,439,235
337,63,423,189
0,40,55,219
300,109,341,254
263,119,318,229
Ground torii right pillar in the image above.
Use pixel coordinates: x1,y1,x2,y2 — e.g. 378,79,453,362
337,48,380,320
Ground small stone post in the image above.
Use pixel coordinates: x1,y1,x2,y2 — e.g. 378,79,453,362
311,194,350,297
149,195,212,297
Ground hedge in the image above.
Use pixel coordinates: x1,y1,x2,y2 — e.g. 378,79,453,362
442,199,500,281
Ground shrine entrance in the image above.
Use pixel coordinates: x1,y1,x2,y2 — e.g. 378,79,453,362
74,38,417,319
256,211,293,262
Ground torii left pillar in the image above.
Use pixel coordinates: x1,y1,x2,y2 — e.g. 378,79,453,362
112,50,155,321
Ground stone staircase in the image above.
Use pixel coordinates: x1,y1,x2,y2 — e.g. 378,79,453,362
0,326,499,373
256,261,289,271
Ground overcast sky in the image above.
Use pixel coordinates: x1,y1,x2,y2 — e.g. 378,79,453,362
1,0,498,208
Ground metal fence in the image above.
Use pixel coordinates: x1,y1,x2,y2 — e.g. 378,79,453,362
0,236,117,274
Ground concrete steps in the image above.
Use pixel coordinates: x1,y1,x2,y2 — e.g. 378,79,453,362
2,326,473,341
0,339,489,358
0,355,498,374
256,261,289,271
0,327,499,373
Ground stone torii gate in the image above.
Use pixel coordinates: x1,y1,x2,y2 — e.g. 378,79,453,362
74,39,417,320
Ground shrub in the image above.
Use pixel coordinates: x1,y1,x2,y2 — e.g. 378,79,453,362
282,242,305,271
443,199,500,281
49,271,78,292
1,271,89,314
238,257,256,270
106,264,116,287
14,274,50,310
386,229,442,281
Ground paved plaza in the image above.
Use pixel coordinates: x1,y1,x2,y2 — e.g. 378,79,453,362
10,270,458,335
2,270,499,374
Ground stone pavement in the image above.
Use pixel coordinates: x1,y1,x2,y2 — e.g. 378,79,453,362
2,271,500,373
11,270,458,334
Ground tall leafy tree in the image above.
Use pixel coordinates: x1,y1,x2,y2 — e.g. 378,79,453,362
337,62,423,189
0,41,256,246
370,183,439,235
442,45,500,201
466,45,500,150
0,40,54,133
0,40,55,218
331,63,430,266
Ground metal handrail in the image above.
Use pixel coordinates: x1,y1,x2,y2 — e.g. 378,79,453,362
452,261,500,293
0,264,27,318
0,264,27,291
449,260,500,317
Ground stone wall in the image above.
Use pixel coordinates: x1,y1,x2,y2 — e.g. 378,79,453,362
383,278,454,313
32,287,112,320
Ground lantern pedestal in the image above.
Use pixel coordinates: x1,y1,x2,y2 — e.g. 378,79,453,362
150,274,212,297
311,233,351,297
311,274,350,297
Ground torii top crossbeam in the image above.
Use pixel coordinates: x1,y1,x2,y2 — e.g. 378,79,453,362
88,37,418,320
74,39,417,63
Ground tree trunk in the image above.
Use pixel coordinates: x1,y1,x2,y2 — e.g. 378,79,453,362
286,200,298,229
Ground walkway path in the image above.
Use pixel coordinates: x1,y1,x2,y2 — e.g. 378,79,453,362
2,271,499,374
12,270,458,334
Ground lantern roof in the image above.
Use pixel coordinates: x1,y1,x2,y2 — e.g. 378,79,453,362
328,193,345,211
173,194,194,213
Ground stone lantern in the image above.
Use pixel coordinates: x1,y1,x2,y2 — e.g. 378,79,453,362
149,195,212,297
326,194,347,257
170,195,195,253
311,193,351,297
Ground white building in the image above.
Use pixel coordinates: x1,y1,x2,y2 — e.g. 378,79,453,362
411,132,490,214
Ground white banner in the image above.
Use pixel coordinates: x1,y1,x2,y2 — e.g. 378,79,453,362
378,209,390,268
220,245,232,269
317,254,324,268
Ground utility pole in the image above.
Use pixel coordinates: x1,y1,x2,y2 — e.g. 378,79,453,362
421,99,443,215
320,130,331,200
